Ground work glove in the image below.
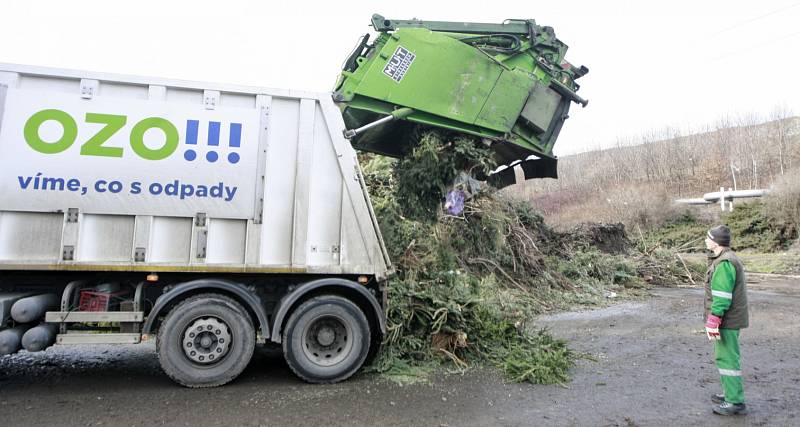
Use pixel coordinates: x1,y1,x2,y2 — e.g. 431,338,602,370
705,314,722,341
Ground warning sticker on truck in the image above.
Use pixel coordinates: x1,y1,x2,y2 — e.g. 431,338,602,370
383,46,415,83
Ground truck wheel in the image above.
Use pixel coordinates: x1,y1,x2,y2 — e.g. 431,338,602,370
283,295,370,383
157,293,255,388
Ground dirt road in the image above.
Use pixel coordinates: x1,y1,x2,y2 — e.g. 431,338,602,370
1,277,797,426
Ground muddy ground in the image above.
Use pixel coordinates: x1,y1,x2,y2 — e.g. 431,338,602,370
1,275,798,426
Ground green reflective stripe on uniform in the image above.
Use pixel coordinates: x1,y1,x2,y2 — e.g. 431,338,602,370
712,290,733,299
715,328,745,404
711,261,736,316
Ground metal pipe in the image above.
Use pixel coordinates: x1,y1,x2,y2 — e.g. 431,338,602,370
371,14,536,35
343,108,414,139
702,189,769,202
550,79,589,107
676,189,769,207
675,198,712,205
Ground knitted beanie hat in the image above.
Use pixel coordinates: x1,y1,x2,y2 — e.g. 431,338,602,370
707,225,731,247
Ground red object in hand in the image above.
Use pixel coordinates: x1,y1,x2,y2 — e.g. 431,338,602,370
705,314,722,340
706,314,722,328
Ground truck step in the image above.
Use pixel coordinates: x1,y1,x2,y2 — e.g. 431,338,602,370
56,332,142,345
46,311,144,323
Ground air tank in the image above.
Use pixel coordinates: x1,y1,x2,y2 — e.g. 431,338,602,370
21,323,58,352
0,292,34,327
0,324,33,355
11,293,59,324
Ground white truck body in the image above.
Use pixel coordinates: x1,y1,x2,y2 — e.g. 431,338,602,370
0,63,390,279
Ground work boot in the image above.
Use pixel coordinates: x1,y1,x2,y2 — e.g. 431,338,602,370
711,393,725,404
713,401,747,416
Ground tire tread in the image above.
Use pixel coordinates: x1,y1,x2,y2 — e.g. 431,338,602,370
282,295,370,384
157,293,254,388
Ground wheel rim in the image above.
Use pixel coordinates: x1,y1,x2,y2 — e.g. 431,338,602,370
301,314,353,367
182,317,232,365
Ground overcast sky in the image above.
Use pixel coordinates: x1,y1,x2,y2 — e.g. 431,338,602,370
1,1,798,156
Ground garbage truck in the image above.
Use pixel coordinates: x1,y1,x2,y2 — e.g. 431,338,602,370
0,14,586,387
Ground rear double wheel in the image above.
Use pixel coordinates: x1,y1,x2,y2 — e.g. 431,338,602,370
283,295,371,383
157,293,255,388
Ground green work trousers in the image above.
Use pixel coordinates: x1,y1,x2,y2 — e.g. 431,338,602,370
715,328,744,404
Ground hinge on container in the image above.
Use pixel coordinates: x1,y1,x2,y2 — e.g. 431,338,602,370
252,101,271,225
80,79,99,99
66,208,79,223
196,230,208,259
62,245,75,261
195,212,207,226
204,90,220,110
263,107,270,123
134,247,146,263
310,245,340,255
254,195,264,225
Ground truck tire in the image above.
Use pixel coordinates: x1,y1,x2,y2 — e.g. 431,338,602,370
283,295,370,383
157,293,255,388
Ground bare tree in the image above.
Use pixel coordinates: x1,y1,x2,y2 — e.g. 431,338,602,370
509,109,800,229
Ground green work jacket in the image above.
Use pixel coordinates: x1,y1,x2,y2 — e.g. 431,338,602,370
704,248,749,329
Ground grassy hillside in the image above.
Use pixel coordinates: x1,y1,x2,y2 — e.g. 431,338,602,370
506,116,800,231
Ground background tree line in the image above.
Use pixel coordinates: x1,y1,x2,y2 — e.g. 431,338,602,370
506,111,800,229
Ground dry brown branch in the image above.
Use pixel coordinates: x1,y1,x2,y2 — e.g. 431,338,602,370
675,253,697,286
437,348,469,370
468,257,528,292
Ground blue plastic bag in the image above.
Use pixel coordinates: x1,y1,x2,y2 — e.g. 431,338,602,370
444,189,466,215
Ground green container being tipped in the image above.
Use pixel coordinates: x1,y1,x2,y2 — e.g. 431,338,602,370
334,14,588,187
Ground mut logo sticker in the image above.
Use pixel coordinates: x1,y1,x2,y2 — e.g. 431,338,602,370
383,46,415,83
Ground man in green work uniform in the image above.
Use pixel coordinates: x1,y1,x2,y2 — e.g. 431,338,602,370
704,225,749,416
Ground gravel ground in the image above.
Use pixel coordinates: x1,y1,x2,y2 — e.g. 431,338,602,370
0,276,797,426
